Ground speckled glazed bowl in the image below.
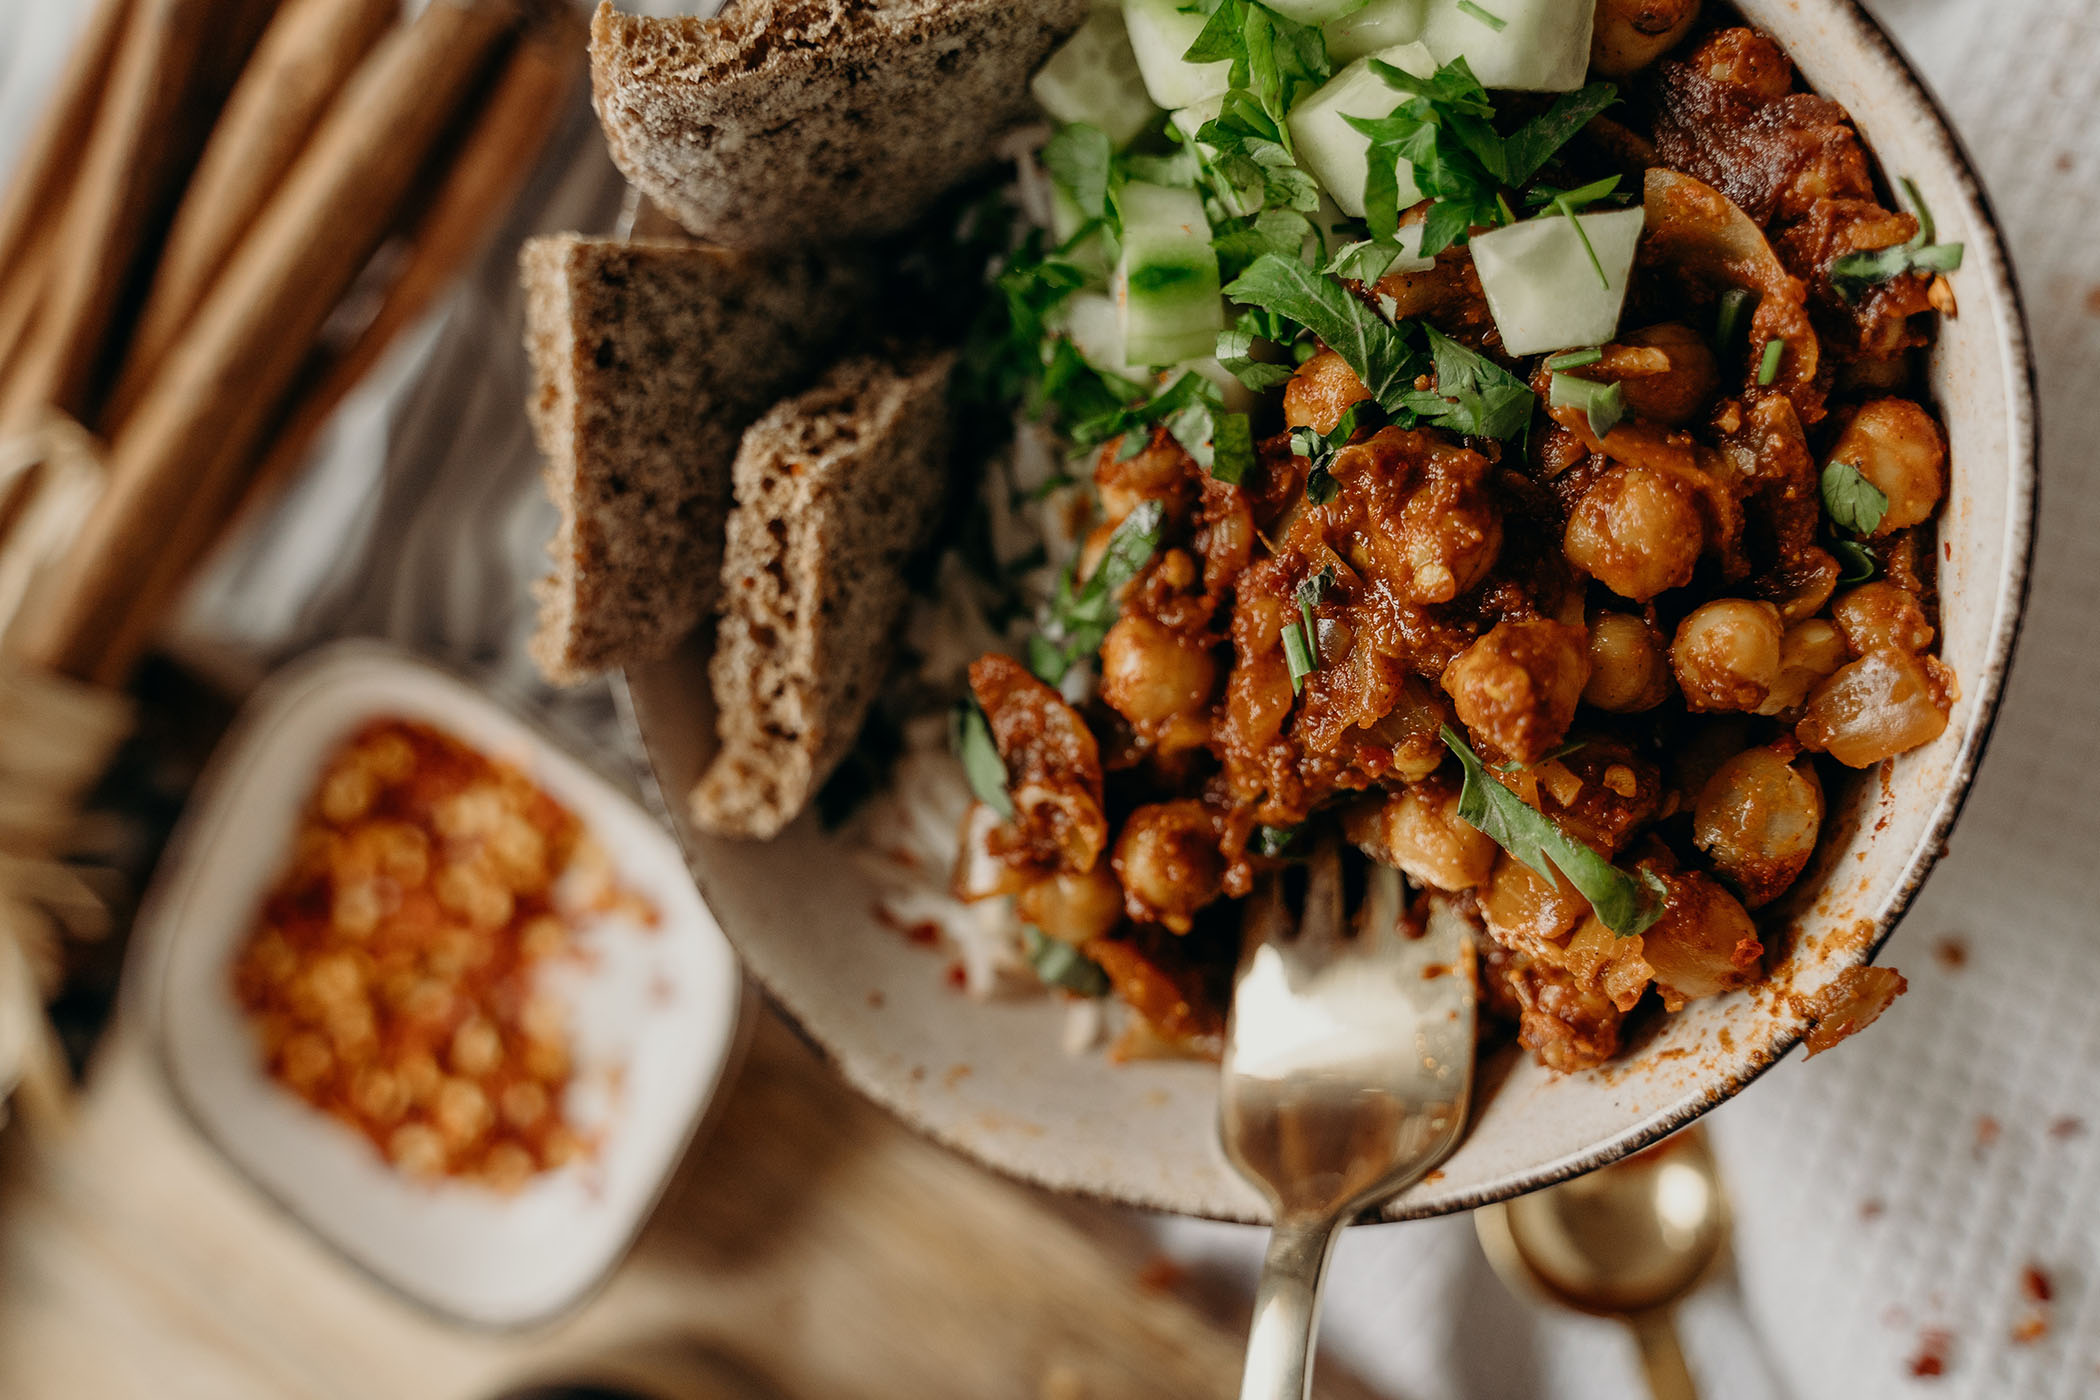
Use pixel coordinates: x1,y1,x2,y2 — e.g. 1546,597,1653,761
623,0,2037,1222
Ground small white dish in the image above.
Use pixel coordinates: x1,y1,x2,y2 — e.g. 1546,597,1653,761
133,642,743,1328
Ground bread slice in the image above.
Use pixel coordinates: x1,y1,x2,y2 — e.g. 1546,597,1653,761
691,350,956,839
588,0,1087,249
519,234,865,684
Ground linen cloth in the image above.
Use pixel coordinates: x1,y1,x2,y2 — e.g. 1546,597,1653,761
4,0,2096,1395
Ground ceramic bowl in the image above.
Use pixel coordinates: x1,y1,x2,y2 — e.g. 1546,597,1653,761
623,0,2036,1223
135,643,745,1324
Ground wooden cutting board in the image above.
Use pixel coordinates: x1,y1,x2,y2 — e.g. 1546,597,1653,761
0,1008,1386,1399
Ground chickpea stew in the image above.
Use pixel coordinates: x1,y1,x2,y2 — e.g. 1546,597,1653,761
927,2,1959,1071
231,719,655,1187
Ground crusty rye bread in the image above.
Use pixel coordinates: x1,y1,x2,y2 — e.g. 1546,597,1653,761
589,0,1087,249
519,233,865,684
691,350,956,839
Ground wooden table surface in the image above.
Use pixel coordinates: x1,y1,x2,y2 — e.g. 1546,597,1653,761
0,1007,1385,1400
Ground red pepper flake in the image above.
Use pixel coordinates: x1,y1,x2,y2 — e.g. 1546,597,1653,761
2049,1116,2085,1140
1907,1328,1953,1378
1136,1255,1187,1294
2086,285,2100,317
1931,936,1967,971
2022,1265,2054,1303
944,961,968,989
1975,1115,2002,1152
2012,1315,2049,1345
1860,1198,1886,1222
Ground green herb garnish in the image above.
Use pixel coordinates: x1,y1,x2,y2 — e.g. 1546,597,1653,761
1027,499,1166,683
1282,565,1337,693
1756,337,1785,385
1829,177,1964,303
1832,538,1878,584
1526,175,1623,288
1256,823,1304,857
1545,346,1603,371
1442,726,1665,937
1043,122,1116,229
1225,252,1424,413
1820,461,1889,536
954,702,1013,819
1712,286,1757,362
1023,927,1111,996
1456,0,1506,30
1212,411,1257,486
1404,325,1533,440
1548,372,1625,439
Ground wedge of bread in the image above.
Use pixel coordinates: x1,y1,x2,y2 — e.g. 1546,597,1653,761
588,0,1087,249
691,350,956,839
520,234,865,684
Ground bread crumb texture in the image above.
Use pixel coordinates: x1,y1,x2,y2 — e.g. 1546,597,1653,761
691,350,956,838
519,234,866,684
588,0,1088,248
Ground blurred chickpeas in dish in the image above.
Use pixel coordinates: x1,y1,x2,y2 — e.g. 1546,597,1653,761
230,719,655,1189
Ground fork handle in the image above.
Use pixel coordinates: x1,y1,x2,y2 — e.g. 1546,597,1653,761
1239,1213,1344,1400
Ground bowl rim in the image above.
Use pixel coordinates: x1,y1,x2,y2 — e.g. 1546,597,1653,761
620,0,2040,1224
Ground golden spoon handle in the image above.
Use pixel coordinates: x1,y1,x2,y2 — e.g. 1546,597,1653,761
1628,1308,1698,1400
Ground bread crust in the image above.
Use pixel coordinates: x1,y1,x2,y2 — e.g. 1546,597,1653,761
588,0,1087,248
691,349,956,838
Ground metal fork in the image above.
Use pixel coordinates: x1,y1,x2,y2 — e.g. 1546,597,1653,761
1221,834,1478,1400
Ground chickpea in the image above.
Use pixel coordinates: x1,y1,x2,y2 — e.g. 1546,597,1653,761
1590,0,1701,78
1441,619,1591,764
1639,869,1762,1009
1612,323,1719,426
1671,600,1783,712
1017,864,1125,946
1831,581,1933,657
1479,855,1587,954
1093,432,1190,524
1283,349,1371,434
1367,780,1497,892
1693,748,1824,906
1099,615,1217,726
1112,800,1225,933
1583,612,1673,712
1564,464,1706,602
1757,619,1848,717
1827,399,1945,534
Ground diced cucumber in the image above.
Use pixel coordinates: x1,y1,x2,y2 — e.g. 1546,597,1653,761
1285,43,1435,220
1123,0,1231,110
1469,207,1645,355
1050,186,1115,285
1032,10,1161,149
1322,0,1428,63
1169,95,1220,143
1056,291,1147,380
1117,181,1225,367
1180,356,1259,416
1262,0,1370,22
1169,98,1267,220
1417,0,1594,92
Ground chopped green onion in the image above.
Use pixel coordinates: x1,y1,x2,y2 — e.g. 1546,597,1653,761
1545,346,1603,371
1757,337,1785,385
1457,0,1506,29
1554,193,1608,288
1282,622,1316,694
1548,372,1626,440
1713,287,1757,359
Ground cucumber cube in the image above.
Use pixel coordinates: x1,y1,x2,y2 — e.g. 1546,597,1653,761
1117,181,1225,367
1418,0,1594,92
1285,43,1435,220
1123,0,1231,111
1323,0,1428,63
1469,207,1645,355
1032,10,1161,149
1056,291,1146,380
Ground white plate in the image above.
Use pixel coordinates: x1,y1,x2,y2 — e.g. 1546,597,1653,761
135,642,743,1328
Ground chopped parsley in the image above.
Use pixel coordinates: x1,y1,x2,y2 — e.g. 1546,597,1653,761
1042,122,1116,230
1442,726,1666,938
1404,325,1533,440
1216,308,1299,392
1225,252,1423,413
953,701,1013,819
1832,537,1878,584
1023,927,1111,996
1821,461,1889,536
1829,176,1964,303
1548,371,1626,439
1027,499,1166,684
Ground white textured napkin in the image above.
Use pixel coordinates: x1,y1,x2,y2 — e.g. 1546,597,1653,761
5,0,2097,1395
